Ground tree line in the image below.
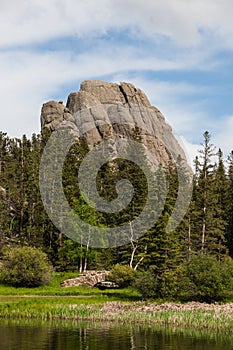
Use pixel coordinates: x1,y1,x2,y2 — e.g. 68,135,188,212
0,128,233,283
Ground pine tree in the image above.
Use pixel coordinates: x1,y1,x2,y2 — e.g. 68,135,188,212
191,132,228,255
94,127,153,267
138,162,182,297
178,156,201,259
0,132,12,248
227,151,233,256
211,149,229,255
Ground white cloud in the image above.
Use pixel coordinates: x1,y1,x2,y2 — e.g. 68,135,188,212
179,136,199,166
0,0,233,49
112,74,209,135
112,73,233,162
0,0,232,158
0,44,229,145
0,43,215,137
214,115,233,156
172,114,233,163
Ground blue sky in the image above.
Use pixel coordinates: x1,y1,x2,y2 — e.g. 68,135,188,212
1,0,233,163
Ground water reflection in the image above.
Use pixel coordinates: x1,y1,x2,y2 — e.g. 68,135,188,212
0,320,232,350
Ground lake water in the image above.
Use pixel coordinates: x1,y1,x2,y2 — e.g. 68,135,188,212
0,319,232,350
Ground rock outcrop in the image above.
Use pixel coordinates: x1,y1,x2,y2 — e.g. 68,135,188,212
40,80,190,171
60,270,109,288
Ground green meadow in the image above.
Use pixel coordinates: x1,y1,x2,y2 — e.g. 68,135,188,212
1,272,233,335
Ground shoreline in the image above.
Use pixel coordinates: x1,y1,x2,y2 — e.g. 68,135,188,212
1,299,233,333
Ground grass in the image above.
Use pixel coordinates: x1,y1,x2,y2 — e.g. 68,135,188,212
0,272,140,299
1,272,233,334
1,299,233,334
0,272,141,321
0,271,141,318
119,309,233,333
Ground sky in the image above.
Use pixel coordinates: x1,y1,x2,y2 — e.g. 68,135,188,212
1,0,233,164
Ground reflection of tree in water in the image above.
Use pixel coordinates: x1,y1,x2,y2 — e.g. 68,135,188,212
0,321,232,350
0,322,49,350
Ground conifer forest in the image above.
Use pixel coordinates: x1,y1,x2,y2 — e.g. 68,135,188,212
1,128,233,298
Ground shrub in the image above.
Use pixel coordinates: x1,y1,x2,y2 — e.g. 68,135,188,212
178,254,233,303
108,264,136,288
0,246,53,287
133,271,158,299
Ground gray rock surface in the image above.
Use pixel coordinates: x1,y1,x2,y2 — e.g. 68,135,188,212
60,270,109,287
40,80,190,170
41,100,75,132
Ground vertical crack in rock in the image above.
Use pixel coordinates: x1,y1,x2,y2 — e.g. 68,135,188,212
119,84,129,104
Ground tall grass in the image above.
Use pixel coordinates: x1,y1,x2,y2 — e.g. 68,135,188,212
1,299,233,334
1,272,233,334
116,309,233,333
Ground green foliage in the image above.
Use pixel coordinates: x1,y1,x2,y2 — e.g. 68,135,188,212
1,127,233,298
134,267,182,300
133,271,157,299
108,264,136,288
0,246,53,287
56,238,98,272
178,254,233,302
227,151,233,257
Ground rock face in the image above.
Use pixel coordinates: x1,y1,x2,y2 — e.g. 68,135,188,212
60,270,109,287
40,80,190,170
41,100,75,131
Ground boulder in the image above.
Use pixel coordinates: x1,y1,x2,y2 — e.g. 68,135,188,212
60,270,109,287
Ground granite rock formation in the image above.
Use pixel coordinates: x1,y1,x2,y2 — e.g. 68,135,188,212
41,80,190,170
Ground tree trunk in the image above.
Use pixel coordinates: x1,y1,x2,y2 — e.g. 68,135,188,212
129,221,137,268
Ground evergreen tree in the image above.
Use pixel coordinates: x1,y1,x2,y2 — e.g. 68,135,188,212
139,162,182,297
1,126,232,275
0,132,12,248
212,149,229,255
227,151,233,256
197,131,216,252
189,132,228,255
179,156,203,259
